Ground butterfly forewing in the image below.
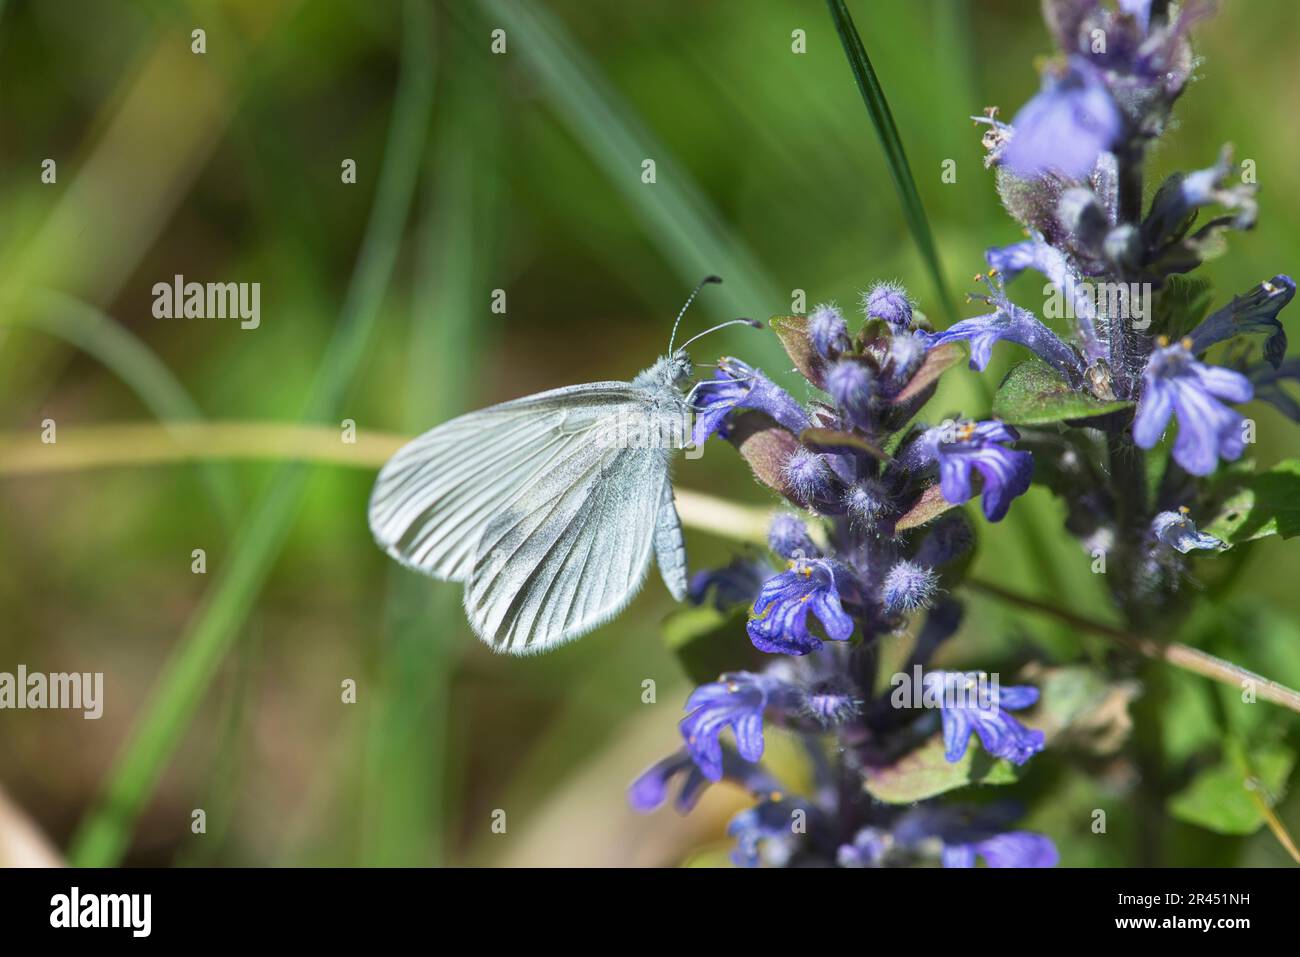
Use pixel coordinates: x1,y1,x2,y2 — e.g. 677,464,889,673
368,382,646,582
369,377,688,652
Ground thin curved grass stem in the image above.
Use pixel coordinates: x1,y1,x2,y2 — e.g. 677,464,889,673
965,578,1300,716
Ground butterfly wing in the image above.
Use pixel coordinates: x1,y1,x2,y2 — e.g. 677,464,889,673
368,382,647,583
653,481,688,601
465,442,671,653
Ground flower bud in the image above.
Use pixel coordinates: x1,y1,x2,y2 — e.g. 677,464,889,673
782,448,832,504
768,513,820,560
808,303,850,359
882,560,938,614
826,358,875,428
862,281,913,331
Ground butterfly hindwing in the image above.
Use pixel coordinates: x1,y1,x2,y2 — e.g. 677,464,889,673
465,443,670,652
653,481,688,602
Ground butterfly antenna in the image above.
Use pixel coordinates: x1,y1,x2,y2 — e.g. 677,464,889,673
667,275,723,354
677,317,762,353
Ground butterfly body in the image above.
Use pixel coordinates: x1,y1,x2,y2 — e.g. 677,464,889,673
369,350,695,654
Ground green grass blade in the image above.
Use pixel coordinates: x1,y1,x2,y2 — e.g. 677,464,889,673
825,0,957,321
472,0,785,368
66,0,437,867
358,47,501,867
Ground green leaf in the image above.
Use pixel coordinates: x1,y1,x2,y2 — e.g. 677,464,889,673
663,605,765,685
992,359,1133,426
862,665,1122,803
1177,597,1300,749
1161,669,1222,768
1202,459,1300,543
729,411,803,500
825,0,956,322
1169,743,1295,835
770,315,825,388
862,733,1021,804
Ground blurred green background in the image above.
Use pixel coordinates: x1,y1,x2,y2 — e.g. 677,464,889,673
0,0,1297,866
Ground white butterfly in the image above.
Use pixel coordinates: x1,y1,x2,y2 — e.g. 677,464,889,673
368,278,753,654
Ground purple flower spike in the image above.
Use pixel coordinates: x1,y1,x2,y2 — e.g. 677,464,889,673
680,672,791,780
924,672,1046,766
1002,56,1121,180
747,558,855,656
690,357,809,446
915,420,1034,522
1133,338,1253,476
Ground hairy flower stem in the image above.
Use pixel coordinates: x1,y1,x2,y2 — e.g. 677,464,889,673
1105,422,1148,614
1107,428,1146,518
1112,142,1146,394
1117,143,1145,233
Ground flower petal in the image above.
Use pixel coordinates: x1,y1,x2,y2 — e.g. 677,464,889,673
1133,378,1174,448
